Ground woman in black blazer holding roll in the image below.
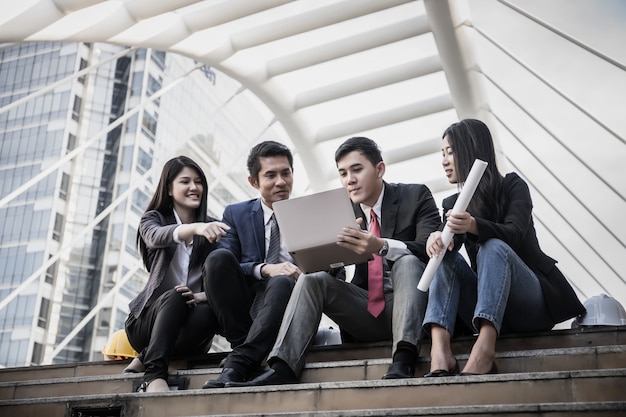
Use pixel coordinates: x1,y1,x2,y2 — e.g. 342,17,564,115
423,119,584,377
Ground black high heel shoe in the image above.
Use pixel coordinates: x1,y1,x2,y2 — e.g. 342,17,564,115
460,362,498,376
424,358,460,377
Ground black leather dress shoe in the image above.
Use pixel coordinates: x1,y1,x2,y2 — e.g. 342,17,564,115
382,362,415,379
226,368,297,387
202,368,245,388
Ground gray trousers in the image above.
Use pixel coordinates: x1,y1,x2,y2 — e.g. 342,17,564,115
269,254,428,375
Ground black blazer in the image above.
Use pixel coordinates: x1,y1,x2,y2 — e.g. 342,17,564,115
444,172,585,324
350,182,441,291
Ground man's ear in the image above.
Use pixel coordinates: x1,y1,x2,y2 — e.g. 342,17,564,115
376,161,386,178
248,175,259,189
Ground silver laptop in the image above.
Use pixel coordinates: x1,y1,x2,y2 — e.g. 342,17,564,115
272,188,373,273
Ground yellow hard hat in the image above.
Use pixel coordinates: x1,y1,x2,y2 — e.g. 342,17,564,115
101,329,139,360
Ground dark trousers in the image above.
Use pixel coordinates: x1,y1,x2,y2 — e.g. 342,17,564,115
125,289,216,383
203,248,295,377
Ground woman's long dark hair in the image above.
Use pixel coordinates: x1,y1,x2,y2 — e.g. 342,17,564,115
443,119,503,221
137,156,210,270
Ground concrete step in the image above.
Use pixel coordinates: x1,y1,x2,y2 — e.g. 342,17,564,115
194,402,626,417
0,368,624,417
0,327,623,385
1,344,624,401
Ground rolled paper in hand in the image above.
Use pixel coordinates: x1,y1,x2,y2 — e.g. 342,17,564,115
417,159,488,292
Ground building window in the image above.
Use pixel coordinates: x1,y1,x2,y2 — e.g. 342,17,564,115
146,74,162,105
130,71,143,97
52,213,63,241
125,226,138,256
31,342,44,365
141,111,157,140
59,172,70,200
67,133,76,152
151,50,166,70
78,58,88,84
38,298,50,328
71,95,82,121
45,256,57,284
132,189,149,215
136,148,152,174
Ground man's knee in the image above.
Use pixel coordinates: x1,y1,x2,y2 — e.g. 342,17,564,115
204,248,237,270
392,254,424,278
267,274,296,294
298,271,337,292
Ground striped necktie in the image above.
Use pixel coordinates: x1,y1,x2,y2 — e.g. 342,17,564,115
266,213,280,264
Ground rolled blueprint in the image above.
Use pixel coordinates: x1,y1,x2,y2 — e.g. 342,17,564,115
417,159,488,292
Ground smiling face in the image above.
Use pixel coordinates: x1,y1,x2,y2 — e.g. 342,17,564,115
169,166,204,217
249,155,293,209
441,135,458,184
337,150,384,207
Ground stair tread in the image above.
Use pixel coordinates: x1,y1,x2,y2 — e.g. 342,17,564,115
1,368,624,417
1,367,624,403
187,401,626,417
1,343,624,388
0,327,624,416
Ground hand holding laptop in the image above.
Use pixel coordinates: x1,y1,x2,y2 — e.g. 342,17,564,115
272,188,373,273
335,217,383,256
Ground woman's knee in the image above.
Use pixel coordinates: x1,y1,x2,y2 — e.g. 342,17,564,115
477,239,512,260
161,288,187,304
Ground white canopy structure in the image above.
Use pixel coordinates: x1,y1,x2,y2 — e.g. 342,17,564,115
1,0,624,314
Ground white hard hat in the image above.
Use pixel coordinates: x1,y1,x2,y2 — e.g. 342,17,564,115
574,294,626,327
313,326,342,346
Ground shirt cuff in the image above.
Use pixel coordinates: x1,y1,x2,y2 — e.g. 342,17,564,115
254,263,265,280
173,225,183,244
385,239,410,261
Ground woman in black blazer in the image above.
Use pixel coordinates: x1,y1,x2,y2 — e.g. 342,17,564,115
423,119,584,377
125,156,230,392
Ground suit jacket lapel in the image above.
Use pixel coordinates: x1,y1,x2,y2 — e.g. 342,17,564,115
251,199,266,259
381,182,399,238
352,182,399,239
353,204,367,231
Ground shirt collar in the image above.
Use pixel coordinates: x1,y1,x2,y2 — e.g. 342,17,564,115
360,183,385,225
260,200,275,226
172,208,183,225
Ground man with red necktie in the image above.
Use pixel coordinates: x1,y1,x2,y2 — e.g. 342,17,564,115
236,136,441,387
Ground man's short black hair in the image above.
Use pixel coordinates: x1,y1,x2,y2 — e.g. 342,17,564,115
335,136,383,167
247,140,294,180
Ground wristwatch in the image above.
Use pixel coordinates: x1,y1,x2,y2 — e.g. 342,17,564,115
377,239,389,257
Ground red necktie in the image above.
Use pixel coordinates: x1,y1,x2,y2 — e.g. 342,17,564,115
367,210,385,317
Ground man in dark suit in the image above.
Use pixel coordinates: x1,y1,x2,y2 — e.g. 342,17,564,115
201,141,301,388
234,136,442,387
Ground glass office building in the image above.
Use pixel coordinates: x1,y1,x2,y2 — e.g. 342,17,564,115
0,42,284,367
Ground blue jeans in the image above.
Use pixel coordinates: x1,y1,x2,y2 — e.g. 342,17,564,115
423,239,554,336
